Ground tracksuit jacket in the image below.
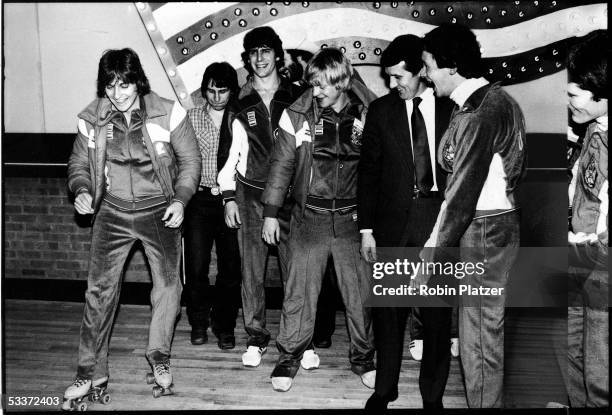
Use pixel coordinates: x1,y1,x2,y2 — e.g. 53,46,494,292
67,91,201,214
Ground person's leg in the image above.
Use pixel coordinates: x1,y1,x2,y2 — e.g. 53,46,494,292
139,205,182,370
583,269,609,407
313,259,339,347
330,210,375,377
371,306,410,402
183,192,215,340
273,209,329,382
210,198,241,344
567,306,586,406
459,211,519,408
419,306,452,412
77,204,135,382
237,184,271,349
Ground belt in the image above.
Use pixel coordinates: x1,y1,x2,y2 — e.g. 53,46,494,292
412,189,442,199
198,186,221,196
237,173,265,190
103,193,167,211
305,196,357,212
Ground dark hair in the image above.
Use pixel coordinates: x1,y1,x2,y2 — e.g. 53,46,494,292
96,48,150,98
241,26,284,72
201,62,239,99
423,24,484,79
568,30,608,101
381,34,424,75
281,49,314,82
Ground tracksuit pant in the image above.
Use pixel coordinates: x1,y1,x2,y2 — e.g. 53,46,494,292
272,207,375,378
77,202,182,380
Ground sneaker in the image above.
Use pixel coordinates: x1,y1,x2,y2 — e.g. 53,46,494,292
300,349,320,370
152,360,172,388
409,339,423,361
450,337,459,357
63,377,91,400
360,370,376,389
271,376,293,392
242,346,266,367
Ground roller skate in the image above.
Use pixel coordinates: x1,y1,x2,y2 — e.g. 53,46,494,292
146,359,174,398
61,376,110,411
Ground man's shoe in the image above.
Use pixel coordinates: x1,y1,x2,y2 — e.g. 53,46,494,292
300,349,320,370
450,337,459,357
271,376,293,392
190,327,208,345
365,392,389,412
217,333,236,350
242,346,267,367
313,338,332,348
409,339,423,361
360,370,376,389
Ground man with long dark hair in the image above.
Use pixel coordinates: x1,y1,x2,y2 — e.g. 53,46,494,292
64,48,200,408
184,62,241,350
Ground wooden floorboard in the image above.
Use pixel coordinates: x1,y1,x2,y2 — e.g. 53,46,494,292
3,300,565,411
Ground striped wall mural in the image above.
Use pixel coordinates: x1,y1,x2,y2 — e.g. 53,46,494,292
135,1,606,129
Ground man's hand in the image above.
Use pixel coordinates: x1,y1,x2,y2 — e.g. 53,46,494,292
74,192,94,215
224,201,241,228
262,217,280,245
162,201,184,228
360,232,377,262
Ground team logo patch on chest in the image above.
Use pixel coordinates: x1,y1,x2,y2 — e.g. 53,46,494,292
106,124,114,140
584,157,598,188
247,111,257,127
315,120,324,136
442,142,455,164
351,118,363,146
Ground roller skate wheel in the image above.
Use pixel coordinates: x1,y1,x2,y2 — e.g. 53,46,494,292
152,386,162,398
76,401,88,411
100,393,111,404
145,373,155,384
87,393,96,402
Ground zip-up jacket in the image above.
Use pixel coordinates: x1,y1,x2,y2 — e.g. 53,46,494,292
217,77,305,198
261,79,377,217
433,83,527,247
569,122,608,269
67,91,201,214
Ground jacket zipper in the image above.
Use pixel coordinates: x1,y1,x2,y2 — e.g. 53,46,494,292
334,121,340,206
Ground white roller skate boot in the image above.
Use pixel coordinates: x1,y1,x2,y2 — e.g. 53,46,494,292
146,359,174,398
62,377,91,410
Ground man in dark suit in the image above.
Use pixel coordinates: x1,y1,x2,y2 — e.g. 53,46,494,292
359,35,454,413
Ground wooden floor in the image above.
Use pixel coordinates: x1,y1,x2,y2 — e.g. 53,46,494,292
3,300,565,411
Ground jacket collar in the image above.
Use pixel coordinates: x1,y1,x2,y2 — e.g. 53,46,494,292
287,78,376,122
78,91,167,126
238,76,297,106
459,82,502,113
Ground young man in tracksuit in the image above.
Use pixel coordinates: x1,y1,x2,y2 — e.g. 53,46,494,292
565,29,608,408
217,27,315,368
64,48,200,408
261,47,377,392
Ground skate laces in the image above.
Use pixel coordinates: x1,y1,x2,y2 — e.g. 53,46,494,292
153,360,170,376
72,377,89,388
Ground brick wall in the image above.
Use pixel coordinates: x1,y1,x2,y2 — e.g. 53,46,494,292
3,176,284,286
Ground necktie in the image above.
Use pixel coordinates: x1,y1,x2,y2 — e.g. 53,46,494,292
411,97,433,194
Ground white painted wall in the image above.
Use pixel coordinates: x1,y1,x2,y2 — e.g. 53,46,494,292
3,3,175,133
3,2,568,134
